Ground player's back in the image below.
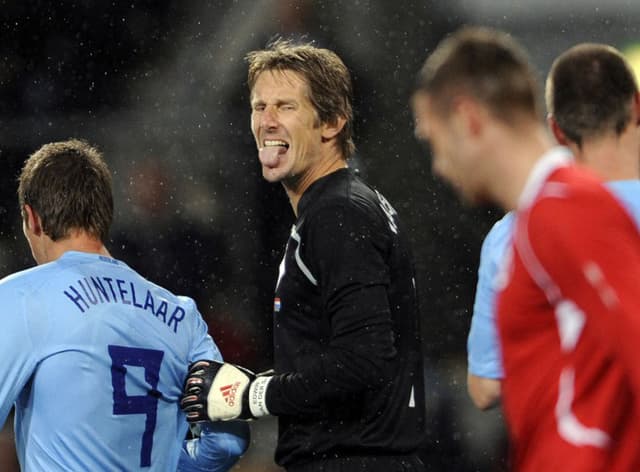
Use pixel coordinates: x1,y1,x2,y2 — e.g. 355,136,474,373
499,164,640,471
0,251,215,471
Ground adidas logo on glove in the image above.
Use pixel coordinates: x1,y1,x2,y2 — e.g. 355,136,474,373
220,382,241,406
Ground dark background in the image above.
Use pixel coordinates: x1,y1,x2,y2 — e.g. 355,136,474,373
2,1,640,470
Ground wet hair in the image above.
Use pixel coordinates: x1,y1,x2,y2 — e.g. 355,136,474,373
18,139,113,242
245,38,355,159
546,43,638,146
415,26,541,125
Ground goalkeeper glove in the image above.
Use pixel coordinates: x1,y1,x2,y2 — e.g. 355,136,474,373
181,360,272,421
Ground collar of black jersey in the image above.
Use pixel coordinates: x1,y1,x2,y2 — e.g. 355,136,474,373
297,167,352,217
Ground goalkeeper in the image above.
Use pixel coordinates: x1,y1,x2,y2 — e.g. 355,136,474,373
182,39,427,472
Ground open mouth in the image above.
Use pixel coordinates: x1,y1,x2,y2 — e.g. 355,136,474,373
260,139,290,168
263,139,290,150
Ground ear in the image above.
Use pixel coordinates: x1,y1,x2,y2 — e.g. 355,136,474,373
547,113,569,145
452,97,487,138
23,204,43,236
320,116,347,142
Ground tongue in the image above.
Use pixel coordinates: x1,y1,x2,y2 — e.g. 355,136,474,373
259,146,283,167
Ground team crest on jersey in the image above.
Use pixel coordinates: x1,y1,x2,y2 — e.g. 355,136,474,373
274,297,281,313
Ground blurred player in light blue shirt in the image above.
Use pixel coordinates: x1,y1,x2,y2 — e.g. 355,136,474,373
467,43,640,410
467,212,514,382
0,139,248,471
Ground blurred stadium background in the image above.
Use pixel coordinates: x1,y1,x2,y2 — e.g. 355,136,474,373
1,1,640,470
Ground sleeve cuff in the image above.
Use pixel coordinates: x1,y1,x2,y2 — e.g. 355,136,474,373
249,375,273,418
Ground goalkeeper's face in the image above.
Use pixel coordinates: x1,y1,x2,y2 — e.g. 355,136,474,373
250,69,328,187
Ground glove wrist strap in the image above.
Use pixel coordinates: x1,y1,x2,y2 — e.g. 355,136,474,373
249,376,272,418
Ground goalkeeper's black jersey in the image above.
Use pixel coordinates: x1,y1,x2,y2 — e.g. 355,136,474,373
265,168,426,467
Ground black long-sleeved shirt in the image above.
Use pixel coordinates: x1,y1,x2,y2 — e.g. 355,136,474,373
264,168,426,467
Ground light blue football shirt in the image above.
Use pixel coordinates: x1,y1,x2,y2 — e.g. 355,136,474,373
0,251,222,471
467,180,640,379
467,212,515,379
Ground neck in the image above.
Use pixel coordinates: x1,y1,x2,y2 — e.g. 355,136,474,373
39,231,111,264
569,127,640,181
487,121,555,211
285,154,347,216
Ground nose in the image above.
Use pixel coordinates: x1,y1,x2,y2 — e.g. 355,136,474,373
260,106,279,131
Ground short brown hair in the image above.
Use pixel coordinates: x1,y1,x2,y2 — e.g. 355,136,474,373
546,43,638,146
415,26,541,124
18,139,113,242
246,38,355,159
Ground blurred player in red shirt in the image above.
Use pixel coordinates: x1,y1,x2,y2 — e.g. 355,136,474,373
412,27,640,471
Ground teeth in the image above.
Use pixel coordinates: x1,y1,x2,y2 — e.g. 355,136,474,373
264,139,288,148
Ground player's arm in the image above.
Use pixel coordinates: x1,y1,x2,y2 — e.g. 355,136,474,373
467,374,501,411
466,215,512,410
261,205,398,416
182,205,398,421
181,285,394,421
177,421,249,472
180,301,254,471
